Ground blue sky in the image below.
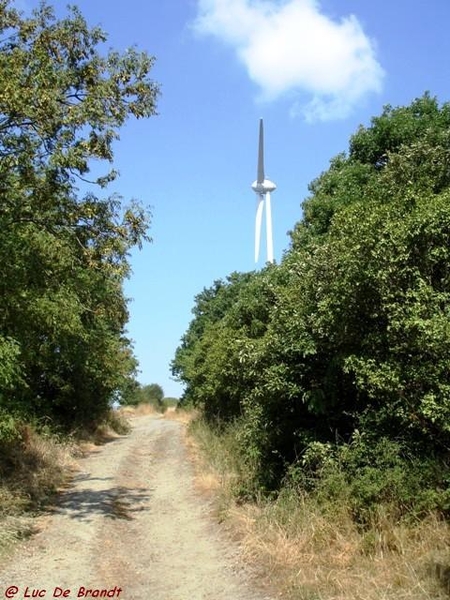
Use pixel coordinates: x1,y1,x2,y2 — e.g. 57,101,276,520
19,0,450,398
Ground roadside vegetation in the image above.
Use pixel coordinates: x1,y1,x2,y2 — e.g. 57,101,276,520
174,94,450,599
0,409,131,555
188,416,450,599
121,382,179,413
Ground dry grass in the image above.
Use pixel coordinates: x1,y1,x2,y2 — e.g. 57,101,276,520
121,403,158,417
0,409,132,555
233,498,450,600
180,414,235,508
164,406,198,424
186,418,450,600
0,425,78,555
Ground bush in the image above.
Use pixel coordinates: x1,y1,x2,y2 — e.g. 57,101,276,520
0,409,21,444
284,433,450,525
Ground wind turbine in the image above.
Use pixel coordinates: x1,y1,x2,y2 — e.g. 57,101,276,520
251,118,276,264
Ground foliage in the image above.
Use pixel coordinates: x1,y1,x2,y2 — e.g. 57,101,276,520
100,409,131,436
163,397,179,407
144,383,164,404
0,1,159,430
287,433,450,523
124,383,166,410
122,383,180,413
173,93,450,515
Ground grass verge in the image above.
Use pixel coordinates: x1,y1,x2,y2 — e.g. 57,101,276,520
0,425,76,555
187,416,450,600
0,409,131,556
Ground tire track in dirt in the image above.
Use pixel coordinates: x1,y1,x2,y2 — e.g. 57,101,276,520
0,415,274,600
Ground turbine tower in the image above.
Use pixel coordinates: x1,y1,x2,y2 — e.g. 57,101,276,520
251,118,276,264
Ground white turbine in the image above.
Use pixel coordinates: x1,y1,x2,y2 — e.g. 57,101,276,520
251,119,276,264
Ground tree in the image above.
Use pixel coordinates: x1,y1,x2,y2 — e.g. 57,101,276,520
122,383,166,410
172,271,256,412
274,94,450,464
141,384,164,406
0,1,159,429
291,93,450,250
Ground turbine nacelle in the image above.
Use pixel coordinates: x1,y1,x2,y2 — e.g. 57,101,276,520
251,179,276,194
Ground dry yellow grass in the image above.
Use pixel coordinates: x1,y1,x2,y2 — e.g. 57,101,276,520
122,403,186,419
234,501,450,600
164,406,198,424
180,414,230,505
0,426,78,555
120,403,158,417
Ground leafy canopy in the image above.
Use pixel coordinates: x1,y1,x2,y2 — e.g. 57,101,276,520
0,1,159,429
173,94,450,511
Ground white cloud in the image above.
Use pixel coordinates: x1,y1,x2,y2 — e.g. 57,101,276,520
193,0,384,121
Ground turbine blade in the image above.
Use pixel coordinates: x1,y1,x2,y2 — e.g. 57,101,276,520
255,195,264,262
257,118,265,184
265,191,274,263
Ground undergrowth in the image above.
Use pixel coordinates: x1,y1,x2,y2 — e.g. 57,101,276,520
0,409,131,554
188,416,450,600
0,424,74,554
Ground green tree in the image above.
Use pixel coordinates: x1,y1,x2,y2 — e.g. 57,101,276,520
172,272,256,411
0,1,159,429
291,93,450,250
141,383,164,406
122,383,166,410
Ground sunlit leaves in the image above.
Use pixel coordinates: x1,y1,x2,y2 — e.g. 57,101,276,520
0,1,158,427
174,94,450,491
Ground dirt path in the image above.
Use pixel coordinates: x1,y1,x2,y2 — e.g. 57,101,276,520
0,415,274,600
